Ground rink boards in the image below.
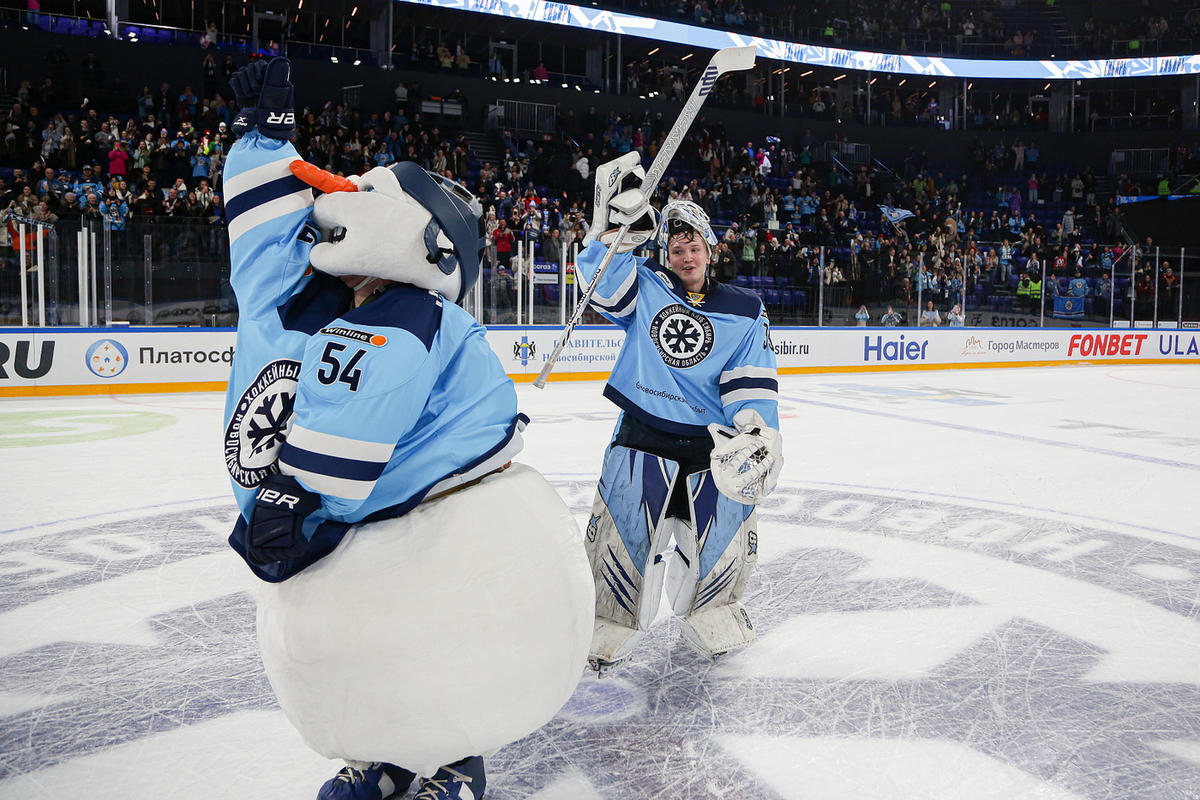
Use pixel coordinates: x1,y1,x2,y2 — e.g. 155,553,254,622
0,325,1197,396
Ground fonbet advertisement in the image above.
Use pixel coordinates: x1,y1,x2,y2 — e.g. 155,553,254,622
1,326,1197,396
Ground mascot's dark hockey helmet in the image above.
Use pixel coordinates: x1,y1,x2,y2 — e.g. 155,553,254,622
389,161,485,304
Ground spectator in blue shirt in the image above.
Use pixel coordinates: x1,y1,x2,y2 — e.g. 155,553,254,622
191,149,210,189
98,197,128,231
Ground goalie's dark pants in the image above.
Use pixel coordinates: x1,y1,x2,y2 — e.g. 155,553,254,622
613,412,711,523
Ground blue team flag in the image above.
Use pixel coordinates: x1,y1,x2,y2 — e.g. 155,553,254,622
1053,296,1085,319
878,205,916,225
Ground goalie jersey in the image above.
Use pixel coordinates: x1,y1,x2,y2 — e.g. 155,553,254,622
222,130,523,581
576,243,779,436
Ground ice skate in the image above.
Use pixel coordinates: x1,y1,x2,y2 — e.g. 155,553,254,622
317,761,415,800
677,602,757,661
414,756,486,800
588,616,643,676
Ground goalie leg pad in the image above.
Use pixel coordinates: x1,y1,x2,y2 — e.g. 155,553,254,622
678,601,757,659
585,445,680,663
664,517,699,618
674,470,760,657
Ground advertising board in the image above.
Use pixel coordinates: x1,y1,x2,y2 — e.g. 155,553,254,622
2,326,1196,396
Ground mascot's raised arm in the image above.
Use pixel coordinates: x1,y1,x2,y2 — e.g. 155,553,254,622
220,57,593,800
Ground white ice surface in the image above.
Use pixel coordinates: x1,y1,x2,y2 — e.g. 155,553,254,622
1,364,1198,799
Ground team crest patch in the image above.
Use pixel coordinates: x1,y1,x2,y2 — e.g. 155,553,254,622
224,359,301,488
649,304,715,368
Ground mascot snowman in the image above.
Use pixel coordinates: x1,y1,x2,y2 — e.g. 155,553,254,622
220,58,593,800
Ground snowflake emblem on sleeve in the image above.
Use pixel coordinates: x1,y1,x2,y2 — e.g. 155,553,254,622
223,359,302,487
648,304,715,368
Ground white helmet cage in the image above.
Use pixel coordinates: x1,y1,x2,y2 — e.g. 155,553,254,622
655,200,718,253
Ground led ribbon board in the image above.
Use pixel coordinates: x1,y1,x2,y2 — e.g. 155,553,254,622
397,0,1200,80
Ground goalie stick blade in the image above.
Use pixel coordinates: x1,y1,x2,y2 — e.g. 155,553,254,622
712,45,757,75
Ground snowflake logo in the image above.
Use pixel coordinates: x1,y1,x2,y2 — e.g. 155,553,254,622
246,390,296,454
663,318,701,355
649,304,714,369
224,359,302,488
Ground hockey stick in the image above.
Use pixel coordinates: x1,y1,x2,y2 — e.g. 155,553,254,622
532,44,757,389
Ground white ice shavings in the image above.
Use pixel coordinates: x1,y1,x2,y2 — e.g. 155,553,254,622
0,710,338,800
717,734,1089,800
738,526,1200,685
0,552,255,659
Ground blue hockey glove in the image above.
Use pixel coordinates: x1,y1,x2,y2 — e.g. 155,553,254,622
246,473,322,565
230,57,295,140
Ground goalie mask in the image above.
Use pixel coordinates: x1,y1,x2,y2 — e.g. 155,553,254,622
656,200,718,253
309,164,485,304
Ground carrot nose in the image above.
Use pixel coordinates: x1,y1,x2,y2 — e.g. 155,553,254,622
290,160,358,194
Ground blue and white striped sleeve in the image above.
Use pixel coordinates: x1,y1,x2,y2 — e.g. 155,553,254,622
222,131,316,316
718,310,780,429
277,425,395,505
576,242,642,328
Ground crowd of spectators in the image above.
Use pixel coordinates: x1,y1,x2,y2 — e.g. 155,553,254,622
519,109,1197,323
590,0,1197,58
3,42,1198,324
1,50,243,231
397,30,1183,135
16,0,1197,62
1079,5,1200,55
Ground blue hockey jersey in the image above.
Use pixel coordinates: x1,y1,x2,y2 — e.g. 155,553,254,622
576,243,779,436
221,131,523,581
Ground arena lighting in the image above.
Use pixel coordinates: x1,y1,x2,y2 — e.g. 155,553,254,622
833,73,846,80
967,82,973,89
353,59,361,65
562,82,568,87
351,5,358,15
681,53,693,60
331,56,338,63
800,69,812,76
397,0,1200,79
648,47,659,55
898,78,906,85
928,80,936,87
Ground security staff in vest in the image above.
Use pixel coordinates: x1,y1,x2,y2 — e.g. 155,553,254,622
1016,273,1032,313
1026,272,1043,315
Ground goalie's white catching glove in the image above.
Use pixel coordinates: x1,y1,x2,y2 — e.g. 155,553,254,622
583,152,658,254
708,409,783,504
